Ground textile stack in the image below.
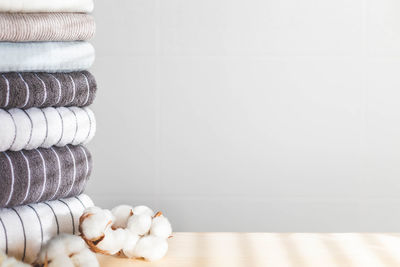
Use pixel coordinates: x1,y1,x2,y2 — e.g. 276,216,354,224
0,0,96,263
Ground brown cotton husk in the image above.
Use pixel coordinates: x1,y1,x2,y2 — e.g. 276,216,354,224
154,212,163,218
79,212,114,255
82,238,112,255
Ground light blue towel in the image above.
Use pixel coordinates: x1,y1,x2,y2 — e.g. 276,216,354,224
0,42,95,73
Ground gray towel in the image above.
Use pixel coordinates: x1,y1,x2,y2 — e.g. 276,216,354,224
0,145,92,208
0,71,96,109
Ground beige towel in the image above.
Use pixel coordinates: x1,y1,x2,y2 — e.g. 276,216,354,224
0,13,95,42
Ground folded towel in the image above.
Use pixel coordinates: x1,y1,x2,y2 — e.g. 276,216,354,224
0,13,95,42
0,107,96,152
0,71,96,109
0,145,92,208
0,194,93,263
0,0,93,13
0,42,94,73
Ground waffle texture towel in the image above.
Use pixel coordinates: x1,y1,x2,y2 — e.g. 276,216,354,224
0,0,94,13
0,13,95,42
0,71,97,109
0,145,92,208
0,194,93,263
0,107,96,152
0,42,94,73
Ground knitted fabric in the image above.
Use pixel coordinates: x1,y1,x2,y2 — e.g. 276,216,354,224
0,107,96,152
0,71,96,109
0,42,94,72
0,13,95,42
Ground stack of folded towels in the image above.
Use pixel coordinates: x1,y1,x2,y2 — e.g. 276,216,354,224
0,0,96,263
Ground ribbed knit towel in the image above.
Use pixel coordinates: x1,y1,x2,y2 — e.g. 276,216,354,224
0,13,95,42
0,42,94,73
0,0,93,13
0,194,94,263
0,107,96,152
0,145,92,208
0,71,96,109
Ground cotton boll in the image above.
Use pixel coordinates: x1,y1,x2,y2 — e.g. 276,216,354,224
47,255,75,267
122,231,140,258
41,234,69,259
132,206,154,217
127,214,152,236
133,236,168,261
2,258,31,267
71,250,99,267
150,214,172,239
62,234,88,255
96,228,126,255
79,207,114,240
35,234,99,267
0,251,30,267
111,205,133,228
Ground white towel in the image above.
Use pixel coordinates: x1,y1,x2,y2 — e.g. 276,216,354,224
0,0,94,13
0,194,94,263
0,42,94,73
0,107,96,152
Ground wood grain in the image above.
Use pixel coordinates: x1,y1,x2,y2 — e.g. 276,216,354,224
97,232,400,267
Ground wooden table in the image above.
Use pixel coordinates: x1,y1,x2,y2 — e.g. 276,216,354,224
97,232,400,267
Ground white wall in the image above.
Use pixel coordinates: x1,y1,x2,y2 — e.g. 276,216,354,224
88,0,400,231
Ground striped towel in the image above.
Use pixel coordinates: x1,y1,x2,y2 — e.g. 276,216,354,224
0,42,94,73
0,145,92,208
0,0,94,13
0,194,94,263
0,71,97,109
0,13,95,42
0,107,96,152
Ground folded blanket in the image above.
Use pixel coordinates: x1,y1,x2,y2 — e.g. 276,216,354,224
0,42,94,73
0,13,95,42
0,194,93,263
0,71,96,109
0,145,92,208
0,107,96,152
0,0,93,13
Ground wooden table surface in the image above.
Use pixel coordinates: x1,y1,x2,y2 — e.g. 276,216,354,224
97,232,400,267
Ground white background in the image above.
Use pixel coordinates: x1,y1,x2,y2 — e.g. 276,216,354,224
89,0,400,231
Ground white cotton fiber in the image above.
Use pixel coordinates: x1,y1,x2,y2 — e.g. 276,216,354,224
80,207,114,240
122,231,140,258
111,205,133,229
132,206,154,217
150,215,172,239
70,249,99,267
0,250,30,267
133,236,168,261
96,228,126,255
47,256,75,267
127,214,152,236
36,234,99,267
